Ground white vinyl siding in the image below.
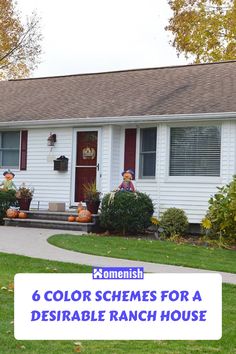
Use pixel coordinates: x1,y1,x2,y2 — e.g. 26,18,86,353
100,126,112,195
159,122,234,223
1,119,234,224
0,131,20,168
100,125,123,193
110,126,122,191
169,126,221,176
9,128,73,210
134,121,235,223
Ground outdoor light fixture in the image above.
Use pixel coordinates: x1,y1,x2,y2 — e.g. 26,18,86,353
47,132,57,146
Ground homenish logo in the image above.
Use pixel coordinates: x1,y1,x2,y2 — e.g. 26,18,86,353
92,267,144,280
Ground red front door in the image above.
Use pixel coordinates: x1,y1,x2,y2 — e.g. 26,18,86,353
74,131,98,202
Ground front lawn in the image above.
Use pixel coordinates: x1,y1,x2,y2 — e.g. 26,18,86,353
0,252,235,353
0,253,91,353
48,234,236,273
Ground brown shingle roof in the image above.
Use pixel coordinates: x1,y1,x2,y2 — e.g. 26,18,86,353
0,61,236,123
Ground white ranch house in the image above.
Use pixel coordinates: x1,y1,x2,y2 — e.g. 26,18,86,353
0,61,236,224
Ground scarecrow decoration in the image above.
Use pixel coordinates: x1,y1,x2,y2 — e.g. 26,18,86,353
0,170,17,191
117,169,135,192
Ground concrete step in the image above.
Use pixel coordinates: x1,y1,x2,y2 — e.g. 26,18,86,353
3,217,97,233
15,210,99,222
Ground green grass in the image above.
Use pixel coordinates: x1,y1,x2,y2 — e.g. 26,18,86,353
0,252,91,353
48,234,236,273
0,252,235,353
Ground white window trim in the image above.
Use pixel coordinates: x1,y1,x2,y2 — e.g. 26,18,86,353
0,131,21,169
165,123,223,184
136,126,158,182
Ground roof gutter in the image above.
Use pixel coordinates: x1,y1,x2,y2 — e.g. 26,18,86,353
0,112,236,128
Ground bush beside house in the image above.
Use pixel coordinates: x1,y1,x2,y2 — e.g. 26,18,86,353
0,190,17,224
100,191,154,235
159,208,189,238
202,175,236,244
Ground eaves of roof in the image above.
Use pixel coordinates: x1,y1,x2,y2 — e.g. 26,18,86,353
1,112,236,129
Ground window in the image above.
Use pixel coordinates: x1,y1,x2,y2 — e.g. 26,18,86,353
169,126,221,176
0,131,20,168
139,128,157,179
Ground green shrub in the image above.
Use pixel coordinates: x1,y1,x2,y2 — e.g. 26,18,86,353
0,190,17,224
159,208,189,237
202,175,236,244
100,191,154,235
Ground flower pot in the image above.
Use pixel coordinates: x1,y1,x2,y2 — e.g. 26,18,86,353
17,198,32,211
85,200,100,214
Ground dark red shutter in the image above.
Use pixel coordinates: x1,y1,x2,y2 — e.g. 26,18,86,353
124,129,136,178
20,130,28,170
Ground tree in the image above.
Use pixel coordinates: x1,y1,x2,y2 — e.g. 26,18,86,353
166,0,236,63
0,0,42,80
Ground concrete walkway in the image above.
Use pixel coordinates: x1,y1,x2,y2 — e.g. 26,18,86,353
0,226,235,285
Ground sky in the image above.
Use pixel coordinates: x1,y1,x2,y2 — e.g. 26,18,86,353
17,0,188,78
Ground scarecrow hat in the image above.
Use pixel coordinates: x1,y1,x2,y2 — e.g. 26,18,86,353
121,169,135,177
3,170,15,177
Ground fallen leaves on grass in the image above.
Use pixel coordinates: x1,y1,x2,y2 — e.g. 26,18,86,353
16,344,26,350
1,282,14,292
8,282,14,291
74,341,83,352
45,267,58,272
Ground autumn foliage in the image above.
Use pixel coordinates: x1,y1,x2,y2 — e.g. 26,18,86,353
0,0,42,79
166,0,236,63
202,175,236,244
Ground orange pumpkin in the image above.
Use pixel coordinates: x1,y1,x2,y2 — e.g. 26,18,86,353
6,209,18,218
18,212,27,219
68,215,76,222
77,202,84,214
77,210,92,223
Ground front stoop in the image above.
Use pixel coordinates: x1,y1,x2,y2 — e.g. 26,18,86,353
4,210,99,233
